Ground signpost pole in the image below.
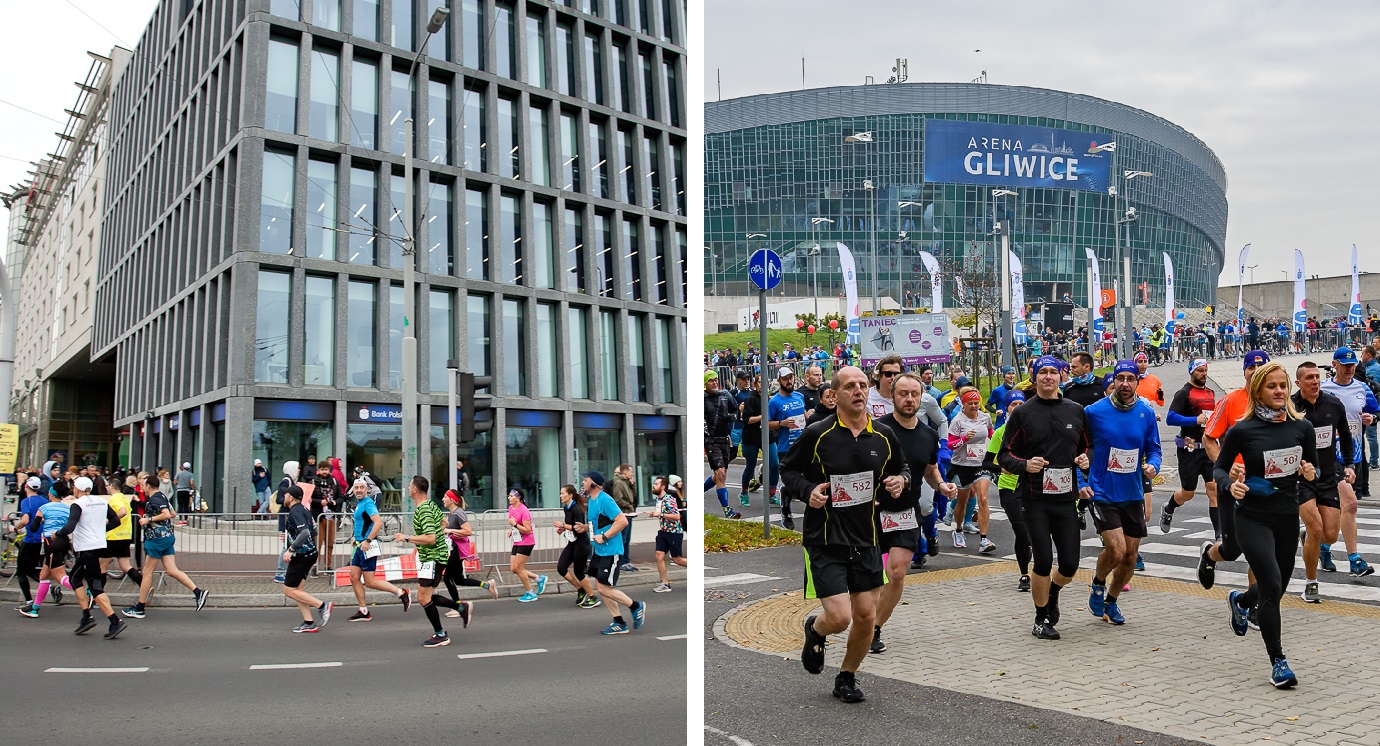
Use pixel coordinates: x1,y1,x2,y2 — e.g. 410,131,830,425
1088,263,1098,363
759,281,771,540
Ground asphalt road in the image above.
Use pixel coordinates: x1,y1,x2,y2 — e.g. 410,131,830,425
2,586,686,744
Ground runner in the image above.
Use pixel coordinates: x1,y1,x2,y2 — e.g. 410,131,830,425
1132,351,1166,571
705,369,742,519
278,485,333,633
768,367,808,527
987,366,1019,426
13,477,47,616
392,476,469,647
121,475,208,618
344,477,413,622
805,383,837,425
1292,361,1353,603
646,476,687,592
1160,359,1220,537
1214,361,1317,688
97,479,143,590
738,374,767,506
946,388,994,552
1319,347,1378,577
783,365,910,703
997,356,1093,641
441,488,499,615
57,477,127,639
583,471,648,636
1062,351,1106,408
984,391,1032,591
1197,350,1269,592
553,484,599,608
28,483,74,616
507,488,546,602
872,372,956,654
1084,361,1163,625
865,355,904,419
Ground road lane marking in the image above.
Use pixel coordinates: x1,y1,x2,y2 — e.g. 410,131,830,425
706,726,755,746
656,634,688,640
46,667,148,673
249,662,344,670
706,572,783,587
456,648,548,660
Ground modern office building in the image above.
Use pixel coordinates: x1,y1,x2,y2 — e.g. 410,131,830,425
95,0,687,512
705,83,1227,322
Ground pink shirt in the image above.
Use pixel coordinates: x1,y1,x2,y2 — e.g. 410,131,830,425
509,503,536,546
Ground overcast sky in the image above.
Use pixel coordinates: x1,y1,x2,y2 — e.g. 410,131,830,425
706,0,1380,288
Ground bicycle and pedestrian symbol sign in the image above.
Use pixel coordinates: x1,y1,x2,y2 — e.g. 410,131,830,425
748,249,782,291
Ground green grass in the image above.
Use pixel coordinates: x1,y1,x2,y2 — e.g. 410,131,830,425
704,514,802,553
705,329,843,356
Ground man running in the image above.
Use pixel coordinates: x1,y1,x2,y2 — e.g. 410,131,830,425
121,474,209,618
1161,359,1220,537
987,366,1019,426
998,356,1093,641
58,477,128,639
985,392,1033,591
866,355,905,419
647,476,687,593
1319,347,1378,577
279,485,333,633
872,372,956,654
584,471,648,635
785,365,910,703
1292,361,1353,603
344,478,413,621
1085,361,1163,625
97,479,143,590
1062,352,1105,408
705,370,742,519
392,476,469,647
768,367,808,527
13,477,47,616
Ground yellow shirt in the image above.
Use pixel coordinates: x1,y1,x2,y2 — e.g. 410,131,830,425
106,492,133,541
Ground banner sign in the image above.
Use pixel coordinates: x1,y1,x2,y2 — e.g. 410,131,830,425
0,423,17,474
918,251,943,312
838,242,860,344
923,119,1113,192
1163,252,1176,336
1237,243,1251,328
1010,251,1028,344
1293,249,1307,332
859,313,952,368
1351,244,1363,326
1085,248,1103,333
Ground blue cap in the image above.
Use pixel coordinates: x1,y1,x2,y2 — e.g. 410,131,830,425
1004,390,1026,408
1334,347,1359,365
953,376,972,389
1102,373,1115,389
581,470,605,487
1000,366,1016,375
1113,359,1140,379
1243,350,1270,369
1032,355,1063,374
1188,358,1207,374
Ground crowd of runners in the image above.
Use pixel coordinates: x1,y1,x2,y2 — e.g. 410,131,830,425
704,343,1379,701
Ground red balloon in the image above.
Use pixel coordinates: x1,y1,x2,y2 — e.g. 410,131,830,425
829,319,839,329
807,325,816,334
796,319,805,328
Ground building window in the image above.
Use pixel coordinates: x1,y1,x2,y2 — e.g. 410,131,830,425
536,302,558,397
655,316,673,403
388,173,406,269
671,139,684,215
560,111,580,191
462,85,485,171
388,284,403,389
628,313,646,402
595,212,614,297
505,427,561,507
618,127,636,204
270,0,298,20
390,69,413,156
531,201,554,289
565,207,585,293
663,57,680,127
462,0,484,70
600,309,618,400
465,187,488,279
392,0,413,50
348,280,376,387
427,180,452,275
495,3,515,79
261,149,295,254
660,0,675,41
588,119,608,198
677,226,686,303
639,49,656,121
467,294,490,376
266,39,299,134
429,289,453,393
304,275,335,386
351,59,378,149
568,305,588,398
575,428,621,486
499,193,522,284
644,132,660,209
650,222,666,303
425,0,450,60
583,31,603,105
555,23,574,96
502,298,527,396
314,0,341,30
354,0,379,40
634,430,673,505
528,104,549,187
310,49,340,141
427,78,450,165
614,43,630,113
497,96,518,179
349,165,377,265
256,270,291,384
526,14,546,88
622,217,641,301
305,158,337,260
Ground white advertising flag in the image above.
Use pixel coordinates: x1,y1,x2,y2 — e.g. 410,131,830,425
1163,252,1175,336
918,251,943,312
1237,243,1251,328
1085,248,1103,333
1010,250,1027,344
1294,249,1307,332
837,242,860,344
1351,244,1363,326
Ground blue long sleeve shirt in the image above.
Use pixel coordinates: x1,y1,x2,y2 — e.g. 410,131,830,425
1083,397,1163,504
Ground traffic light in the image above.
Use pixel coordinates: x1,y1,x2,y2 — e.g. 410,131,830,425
459,372,493,443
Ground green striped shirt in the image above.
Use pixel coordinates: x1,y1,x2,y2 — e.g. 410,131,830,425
413,500,448,563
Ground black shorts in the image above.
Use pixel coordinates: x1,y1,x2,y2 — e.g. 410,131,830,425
589,554,620,586
655,532,683,557
879,526,921,554
706,438,733,472
283,553,317,588
101,539,132,560
1177,447,1214,491
69,550,104,588
803,544,884,600
1299,480,1342,510
42,537,70,569
1090,500,1148,539
949,464,991,489
511,544,534,557
418,565,443,588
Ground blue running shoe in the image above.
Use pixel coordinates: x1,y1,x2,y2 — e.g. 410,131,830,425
1102,600,1125,625
630,600,647,630
518,591,539,603
1088,582,1106,617
1350,557,1375,578
1320,545,1337,573
1134,553,1145,571
1270,658,1297,689
536,574,548,594
600,621,629,635
1227,590,1249,636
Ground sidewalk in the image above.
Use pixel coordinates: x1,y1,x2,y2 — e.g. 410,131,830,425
714,562,1379,746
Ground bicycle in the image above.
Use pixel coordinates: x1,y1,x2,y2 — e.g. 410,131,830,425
0,514,23,578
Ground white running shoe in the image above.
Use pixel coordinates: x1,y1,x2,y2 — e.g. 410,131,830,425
952,530,966,549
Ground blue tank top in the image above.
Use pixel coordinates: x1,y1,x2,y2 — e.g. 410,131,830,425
38,501,70,538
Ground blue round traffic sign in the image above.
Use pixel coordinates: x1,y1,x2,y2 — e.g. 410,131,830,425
748,249,783,291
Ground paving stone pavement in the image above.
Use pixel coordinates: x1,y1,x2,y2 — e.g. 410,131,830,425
715,562,1380,746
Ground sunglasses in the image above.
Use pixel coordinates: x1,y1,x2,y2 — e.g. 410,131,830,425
878,370,901,378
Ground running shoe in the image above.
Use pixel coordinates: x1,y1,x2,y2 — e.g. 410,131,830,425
194,588,210,611
910,555,927,571
1102,600,1125,625
1031,620,1060,640
459,601,472,628
121,607,145,619
978,538,997,555
518,591,539,602
1320,545,1337,573
781,515,795,532
869,626,886,654
1227,590,1249,636
832,671,866,703
400,590,413,611
446,608,461,618
600,621,629,635
630,601,646,630
104,620,127,639
482,579,499,599
536,574,548,594
1197,541,1216,589
1301,581,1321,604
942,503,954,526
739,494,750,507
52,586,62,605
319,601,332,626
292,621,320,633
1247,604,1260,631
1088,581,1106,617
801,615,826,674
653,582,672,593
75,617,98,635
1046,594,1061,626
578,595,602,609
273,575,286,583
768,495,781,506
926,536,940,557
1270,658,1298,689
423,633,451,648
1134,553,1145,571
952,530,966,549
722,508,742,520
962,521,980,534
747,478,762,492
1350,557,1375,578
1159,505,1174,533
346,610,372,622
17,601,39,618
575,590,586,606
1017,575,1031,593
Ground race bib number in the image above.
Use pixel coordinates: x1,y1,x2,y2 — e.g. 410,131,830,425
879,508,919,532
511,529,523,544
787,414,806,431
1263,446,1302,479
418,560,436,580
830,471,873,508
1107,447,1139,474
362,541,381,559
563,529,576,543
1042,467,1074,495
964,441,987,461
1350,421,1362,441
1315,425,1333,450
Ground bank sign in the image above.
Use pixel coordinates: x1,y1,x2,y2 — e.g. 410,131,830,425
923,119,1113,193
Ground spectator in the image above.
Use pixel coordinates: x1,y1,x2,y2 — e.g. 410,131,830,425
253,459,271,514
608,464,641,572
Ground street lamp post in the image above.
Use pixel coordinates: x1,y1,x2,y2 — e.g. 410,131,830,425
810,217,833,319
991,190,1017,365
400,6,451,482
844,132,875,315
1114,169,1153,360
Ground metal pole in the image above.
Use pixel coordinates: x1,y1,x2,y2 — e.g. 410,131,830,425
1123,254,1133,361
869,147,879,315
402,113,419,481
0,255,13,423
448,366,457,492
1087,261,1097,363
759,284,771,539
812,222,820,321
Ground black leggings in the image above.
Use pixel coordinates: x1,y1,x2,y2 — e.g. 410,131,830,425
443,546,484,603
999,489,1031,575
1217,493,1242,561
1021,498,1080,578
17,542,42,601
1234,509,1298,661
558,540,591,580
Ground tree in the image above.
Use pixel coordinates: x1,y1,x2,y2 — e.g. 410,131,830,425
935,242,1003,343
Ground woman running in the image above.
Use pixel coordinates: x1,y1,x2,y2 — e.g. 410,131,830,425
985,391,1032,591
948,387,995,553
507,488,545,602
441,489,498,617
555,483,599,608
1214,361,1317,689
